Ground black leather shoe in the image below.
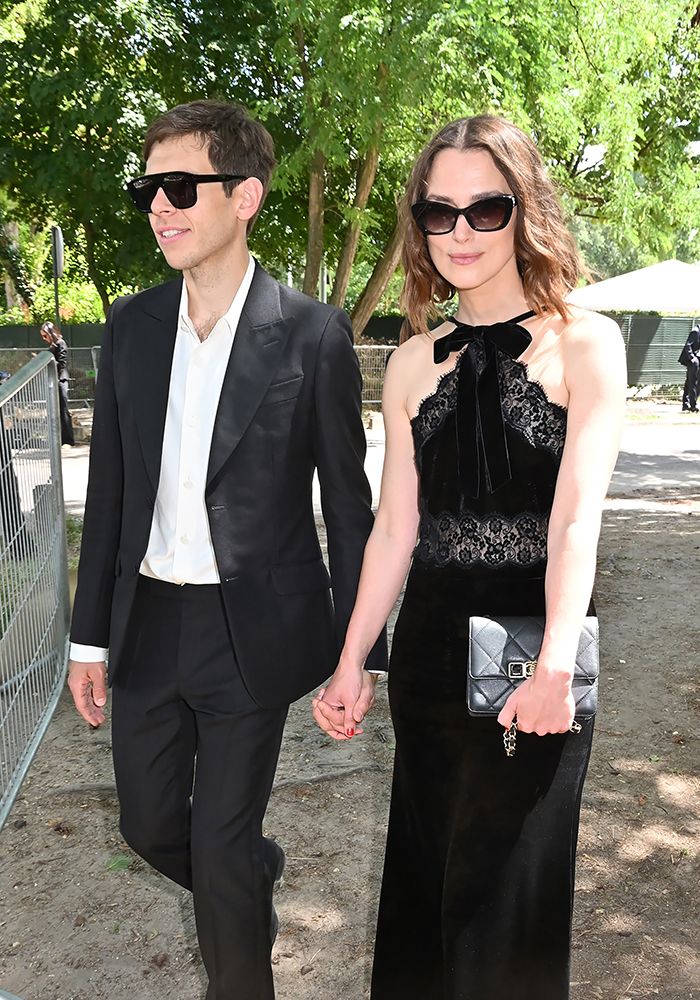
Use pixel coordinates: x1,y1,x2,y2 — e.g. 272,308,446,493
268,845,285,944
272,845,286,886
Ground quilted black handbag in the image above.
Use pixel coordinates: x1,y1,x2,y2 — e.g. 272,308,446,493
467,616,599,718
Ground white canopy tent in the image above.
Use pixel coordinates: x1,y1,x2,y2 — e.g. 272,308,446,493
568,259,700,315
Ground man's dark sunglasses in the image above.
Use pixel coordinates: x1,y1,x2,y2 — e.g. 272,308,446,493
126,172,246,213
411,194,517,235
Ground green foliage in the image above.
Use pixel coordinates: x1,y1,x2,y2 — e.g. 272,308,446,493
571,217,655,281
30,279,104,324
0,304,27,325
0,217,123,322
0,0,185,310
106,853,133,872
0,0,698,314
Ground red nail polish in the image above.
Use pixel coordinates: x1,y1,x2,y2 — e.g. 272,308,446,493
346,728,355,737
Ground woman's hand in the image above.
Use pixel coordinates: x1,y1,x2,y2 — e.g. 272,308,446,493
497,667,575,736
312,665,378,741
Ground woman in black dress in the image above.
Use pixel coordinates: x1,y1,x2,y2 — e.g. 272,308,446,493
40,321,75,445
313,116,626,998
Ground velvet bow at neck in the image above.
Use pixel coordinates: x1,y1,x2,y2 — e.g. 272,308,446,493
432,311,534,498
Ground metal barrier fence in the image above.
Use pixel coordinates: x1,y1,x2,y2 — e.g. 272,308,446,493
0,346,398,407
356,345,395,405
3,346,390,407
0,347,99,408
0,354,70,831
617,314,696,385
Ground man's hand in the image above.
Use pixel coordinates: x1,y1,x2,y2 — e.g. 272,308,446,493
67,660,108,727
311,667,378,741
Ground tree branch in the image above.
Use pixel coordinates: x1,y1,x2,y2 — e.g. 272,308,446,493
350,219,403,339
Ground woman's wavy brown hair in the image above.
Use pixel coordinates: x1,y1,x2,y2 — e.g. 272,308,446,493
400,115,582,340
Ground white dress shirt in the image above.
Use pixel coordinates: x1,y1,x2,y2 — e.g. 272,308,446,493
70,255,256,663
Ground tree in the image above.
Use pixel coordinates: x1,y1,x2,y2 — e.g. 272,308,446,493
0,0,189,314
1,0,698,330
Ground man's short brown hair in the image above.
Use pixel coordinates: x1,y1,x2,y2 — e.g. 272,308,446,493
142,100,277,229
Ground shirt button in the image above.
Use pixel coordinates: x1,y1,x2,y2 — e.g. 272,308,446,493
183,478,193,489
180,534,189,545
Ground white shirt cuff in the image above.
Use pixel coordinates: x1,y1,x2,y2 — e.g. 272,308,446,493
69,642,108,663
365,669,387,677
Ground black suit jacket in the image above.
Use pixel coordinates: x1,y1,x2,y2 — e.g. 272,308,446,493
71,262,387,707
678,326,700,365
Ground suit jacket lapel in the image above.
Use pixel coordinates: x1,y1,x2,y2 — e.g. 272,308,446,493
131,279,181,494
206,263,290,491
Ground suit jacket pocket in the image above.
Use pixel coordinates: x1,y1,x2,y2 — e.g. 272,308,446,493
259,374,304,407
271,559,331,594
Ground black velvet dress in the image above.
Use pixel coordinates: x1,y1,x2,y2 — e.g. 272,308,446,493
370,320,594,1000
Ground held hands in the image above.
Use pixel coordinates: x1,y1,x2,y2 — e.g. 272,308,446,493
497,667,575,736
67,660,108,727
312,663,378,741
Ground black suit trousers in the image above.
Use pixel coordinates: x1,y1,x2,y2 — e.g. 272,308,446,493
111,576,287,1000
682,360,699,411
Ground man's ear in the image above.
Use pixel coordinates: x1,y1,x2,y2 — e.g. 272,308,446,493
236,178,264,225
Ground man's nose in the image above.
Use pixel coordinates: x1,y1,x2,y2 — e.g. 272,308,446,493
149,185,176,214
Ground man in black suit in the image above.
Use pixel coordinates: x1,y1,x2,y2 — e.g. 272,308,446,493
67,100,386,1000
679,323,700,412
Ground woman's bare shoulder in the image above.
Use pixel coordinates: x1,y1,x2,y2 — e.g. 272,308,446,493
560,305,623,351
387,330,438,372
383,327,453,413
389,322,453,363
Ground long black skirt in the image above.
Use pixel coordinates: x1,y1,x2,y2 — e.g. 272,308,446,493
370,560,594,1000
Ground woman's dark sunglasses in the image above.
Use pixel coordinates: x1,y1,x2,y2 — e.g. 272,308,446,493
126,172,246,213
411,194,517,235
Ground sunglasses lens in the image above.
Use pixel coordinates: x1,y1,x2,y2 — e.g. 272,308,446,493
129,178,158,212
466,196,513,231
162,175,196,209
416,203,458,235
128,174,198,212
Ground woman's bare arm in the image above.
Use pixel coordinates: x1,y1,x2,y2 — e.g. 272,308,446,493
312,345,422,739
498,312,627,735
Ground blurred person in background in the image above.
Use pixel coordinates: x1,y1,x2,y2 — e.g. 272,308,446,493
40,321,75,445
679,322,700,412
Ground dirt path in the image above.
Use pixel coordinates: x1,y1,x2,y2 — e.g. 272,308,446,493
1,409,699,1000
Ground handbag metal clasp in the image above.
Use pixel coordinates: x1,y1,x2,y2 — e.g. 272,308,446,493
507,660,537,679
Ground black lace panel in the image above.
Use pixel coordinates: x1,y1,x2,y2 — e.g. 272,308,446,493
411,345,567,569
498,355,567,458
415,508,549,567
412,348,566,460
411,360,461,448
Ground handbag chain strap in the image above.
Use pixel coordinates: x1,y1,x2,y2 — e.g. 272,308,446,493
503,722,518,757
503,718,583,757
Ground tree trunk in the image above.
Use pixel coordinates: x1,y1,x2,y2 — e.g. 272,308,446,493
350,220,403,339
329,143,380,308
302,147,326,298
0,221,34,306
82,219,111,316
5,277,19,310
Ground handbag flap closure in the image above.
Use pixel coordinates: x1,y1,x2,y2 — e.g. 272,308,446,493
468,616,599,680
